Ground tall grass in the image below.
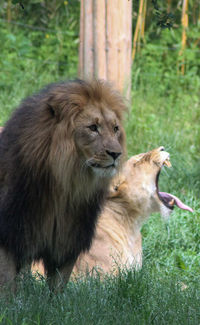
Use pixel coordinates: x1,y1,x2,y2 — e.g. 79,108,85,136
0,20,200,324
0,266,200,325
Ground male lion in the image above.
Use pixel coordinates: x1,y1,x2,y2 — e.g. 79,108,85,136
0,79,126,290
33,147,193,277
73,146,194,274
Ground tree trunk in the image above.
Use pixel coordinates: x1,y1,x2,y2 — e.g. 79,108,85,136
79,0,132,99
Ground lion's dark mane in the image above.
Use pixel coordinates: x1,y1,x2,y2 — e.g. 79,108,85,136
0,164,105,272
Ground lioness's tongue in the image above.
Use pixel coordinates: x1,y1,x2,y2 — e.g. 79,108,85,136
159,192,194,212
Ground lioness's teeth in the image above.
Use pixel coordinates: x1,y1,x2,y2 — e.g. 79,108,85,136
169,199,175,205
163,159,172,168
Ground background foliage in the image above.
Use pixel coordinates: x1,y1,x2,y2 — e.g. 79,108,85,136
0,0,200,323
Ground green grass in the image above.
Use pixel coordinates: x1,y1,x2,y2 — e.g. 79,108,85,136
0,267,200,325
0,21,200,324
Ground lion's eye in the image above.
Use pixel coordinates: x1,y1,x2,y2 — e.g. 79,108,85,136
114,125,119,133
88,124,98,132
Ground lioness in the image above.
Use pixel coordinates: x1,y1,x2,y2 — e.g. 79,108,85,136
73,146,193,274
33,147,193,277
0,79,126,290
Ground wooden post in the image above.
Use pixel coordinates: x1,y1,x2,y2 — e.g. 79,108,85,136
178,0,189,75
7,0,12,22
79,0,132,98
132,0,144,62
93,0,107,79
167,0,172,13
141,0,147,42
79,0,94,78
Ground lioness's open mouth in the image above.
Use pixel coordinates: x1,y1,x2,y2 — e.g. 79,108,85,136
156,157,193,212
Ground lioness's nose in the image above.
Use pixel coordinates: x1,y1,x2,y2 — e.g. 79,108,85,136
106,150,121,160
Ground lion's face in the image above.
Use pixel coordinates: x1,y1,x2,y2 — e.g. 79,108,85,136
74,103,124,178
47,80,126,183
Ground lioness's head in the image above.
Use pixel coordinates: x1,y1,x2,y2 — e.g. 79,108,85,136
46,80,127,179
109,147,193,220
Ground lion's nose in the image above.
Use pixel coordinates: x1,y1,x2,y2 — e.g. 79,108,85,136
106,150,121,161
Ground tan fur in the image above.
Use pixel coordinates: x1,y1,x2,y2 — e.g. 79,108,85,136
0,80,126,290
32,147,172,277
73,147,172,274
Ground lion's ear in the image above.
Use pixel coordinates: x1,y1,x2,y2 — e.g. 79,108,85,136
47,103,60,121
47,104,55,117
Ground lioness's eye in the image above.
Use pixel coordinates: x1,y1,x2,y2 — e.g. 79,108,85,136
88,124,98,132
114,125,119,133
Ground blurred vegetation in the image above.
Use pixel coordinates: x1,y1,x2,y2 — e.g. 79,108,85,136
0,0,80,91
0,0,200,323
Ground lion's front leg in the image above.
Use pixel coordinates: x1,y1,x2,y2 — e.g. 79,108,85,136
45,261,75,291
0,247,17,292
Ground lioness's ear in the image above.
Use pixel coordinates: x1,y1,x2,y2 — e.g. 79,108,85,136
131,153,145,164
108,175,126,198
